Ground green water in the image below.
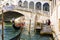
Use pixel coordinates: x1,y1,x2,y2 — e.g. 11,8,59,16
0,26,20,40
0,22,53,40
0,22,20,40
20,27,53,40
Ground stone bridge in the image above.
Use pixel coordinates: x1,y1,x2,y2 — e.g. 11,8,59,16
0,6,50,28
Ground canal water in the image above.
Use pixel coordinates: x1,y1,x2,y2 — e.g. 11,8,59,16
0,22,20,40
0,22,53,40
20,26,53,40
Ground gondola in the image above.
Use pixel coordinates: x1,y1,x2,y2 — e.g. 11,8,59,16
12,18,25,30
12,23,20,30
12,23,25,30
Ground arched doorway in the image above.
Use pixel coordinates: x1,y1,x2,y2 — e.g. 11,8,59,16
43,3,49,11
36,2,41,10
23,1,28,8
29,1,34,9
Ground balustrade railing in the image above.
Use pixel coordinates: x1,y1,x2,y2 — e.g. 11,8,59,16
15,6,49,15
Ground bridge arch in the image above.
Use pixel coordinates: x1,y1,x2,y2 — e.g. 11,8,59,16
3,11,24,21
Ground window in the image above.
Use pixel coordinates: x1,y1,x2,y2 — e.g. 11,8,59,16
23,1,28,8
36,2,41,10
43,3,49,11
29,1,34,9
18,0,22,7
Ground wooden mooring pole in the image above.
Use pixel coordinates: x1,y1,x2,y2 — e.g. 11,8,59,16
2,10,4,40
29,19,31,34
34,14,37,33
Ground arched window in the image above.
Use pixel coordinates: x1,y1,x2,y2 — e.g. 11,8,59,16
18,0,22,7
29,1,34,9
43,3,49,11
23,1,28,8
36,2,41,10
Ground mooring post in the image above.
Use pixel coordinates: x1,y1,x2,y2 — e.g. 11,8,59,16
29,19,31,34
2,10,4,40
34,14,37,33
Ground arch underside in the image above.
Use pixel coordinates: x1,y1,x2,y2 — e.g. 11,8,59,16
0,11,24,21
